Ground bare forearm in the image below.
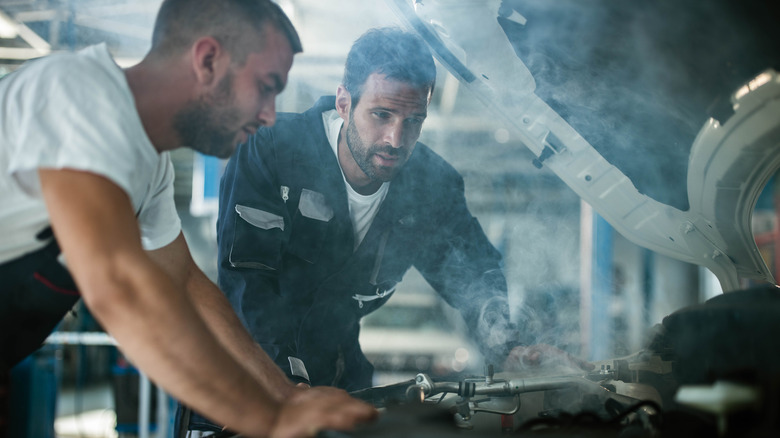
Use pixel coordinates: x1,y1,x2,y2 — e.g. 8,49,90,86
81,256,280,436
39,170,375,437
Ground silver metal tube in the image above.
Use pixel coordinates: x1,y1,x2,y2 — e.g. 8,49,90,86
505,375,594,394
139,372,151,438
156,386,168,438
426,375,616,398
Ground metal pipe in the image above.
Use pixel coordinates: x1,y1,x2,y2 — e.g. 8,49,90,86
424,374,636,404
156,386,168,438
139,372,151,438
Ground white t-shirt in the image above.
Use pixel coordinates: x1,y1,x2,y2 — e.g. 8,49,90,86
0,44,181,264
322,110,389,250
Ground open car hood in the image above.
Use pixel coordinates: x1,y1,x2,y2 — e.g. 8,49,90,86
387,0,780,291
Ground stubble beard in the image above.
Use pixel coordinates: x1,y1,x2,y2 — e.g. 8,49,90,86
345,118,404,183
173,72,241,159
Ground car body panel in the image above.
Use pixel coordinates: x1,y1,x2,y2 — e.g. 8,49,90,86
387,0,780,291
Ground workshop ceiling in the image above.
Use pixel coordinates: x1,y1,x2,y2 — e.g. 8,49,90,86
0,0,531,181
0,0,492,122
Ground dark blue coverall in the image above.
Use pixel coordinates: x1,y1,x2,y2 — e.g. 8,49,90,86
180,96,512,433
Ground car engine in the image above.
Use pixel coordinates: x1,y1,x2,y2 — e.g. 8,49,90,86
341,284,780,437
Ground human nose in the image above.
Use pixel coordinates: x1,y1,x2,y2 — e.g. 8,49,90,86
257,98,277,127
383,120,405,149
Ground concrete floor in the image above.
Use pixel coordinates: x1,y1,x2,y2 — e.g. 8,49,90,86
55,384,117,438
55,382,172,438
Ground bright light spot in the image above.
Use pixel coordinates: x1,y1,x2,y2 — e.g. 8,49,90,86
735,72,773,101
494,128,510,144
55,409,118,438
452,359,466,372
0,12,18,39
735,85,750,101
455,347,470,363
749,72,772,91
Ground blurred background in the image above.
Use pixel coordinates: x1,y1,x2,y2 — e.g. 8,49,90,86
1,0,778,436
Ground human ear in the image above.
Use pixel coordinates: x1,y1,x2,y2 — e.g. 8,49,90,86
335,85,352,121
191,36,225,86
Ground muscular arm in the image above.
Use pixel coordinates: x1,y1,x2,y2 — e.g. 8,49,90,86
148,234,296,399
39,169,375,437
40,169,279,435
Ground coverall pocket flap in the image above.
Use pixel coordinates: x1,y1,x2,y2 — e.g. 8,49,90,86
235,204,285,230
229,210,283,271
299,189,333,222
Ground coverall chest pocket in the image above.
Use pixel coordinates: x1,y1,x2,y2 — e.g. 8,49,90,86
287,189,333,264
229,204,285,271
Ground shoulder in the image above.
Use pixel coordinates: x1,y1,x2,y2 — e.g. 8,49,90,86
241,98,331,160
2,45,129,120
406,143,464,186
390,142,467,213
23,45,122,90
268,96,334,144
268,110,315,138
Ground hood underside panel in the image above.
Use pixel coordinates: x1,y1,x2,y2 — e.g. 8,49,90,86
388,0,780,290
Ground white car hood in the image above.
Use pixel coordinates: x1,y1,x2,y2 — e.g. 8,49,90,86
387,0,780,291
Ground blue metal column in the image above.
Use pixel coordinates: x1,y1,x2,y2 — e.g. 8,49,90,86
589,213,614,361
9,345,61,438
643,248,655,328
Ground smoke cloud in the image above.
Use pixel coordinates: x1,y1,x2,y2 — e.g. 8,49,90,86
499,0,780,211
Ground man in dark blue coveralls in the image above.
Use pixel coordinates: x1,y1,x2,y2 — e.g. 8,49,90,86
216,26,518,390
181,25,593,435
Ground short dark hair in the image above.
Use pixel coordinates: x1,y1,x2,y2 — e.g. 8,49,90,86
150,0,302,65
342,27,436,106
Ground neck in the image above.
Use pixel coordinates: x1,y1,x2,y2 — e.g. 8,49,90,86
124,58,188,153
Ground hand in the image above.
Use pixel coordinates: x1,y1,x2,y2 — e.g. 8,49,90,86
502,344,594,373
269,386,378,438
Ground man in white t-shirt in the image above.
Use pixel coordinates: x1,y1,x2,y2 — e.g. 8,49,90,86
0,0,376,437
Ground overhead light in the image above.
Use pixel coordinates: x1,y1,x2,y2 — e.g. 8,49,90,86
0,10,19,39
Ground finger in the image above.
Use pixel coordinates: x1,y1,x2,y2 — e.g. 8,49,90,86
320,402,378,429
282,391,378,429
275,400,377,438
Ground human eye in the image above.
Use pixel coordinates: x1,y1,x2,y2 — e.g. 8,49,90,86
372,111,391,120
256,80,277,98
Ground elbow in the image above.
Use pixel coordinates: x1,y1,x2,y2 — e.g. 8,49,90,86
74,253,156,324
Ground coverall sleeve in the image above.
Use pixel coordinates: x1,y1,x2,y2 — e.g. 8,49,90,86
412,174,519,366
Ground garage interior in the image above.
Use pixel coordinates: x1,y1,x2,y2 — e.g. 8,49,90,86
1,0,779,437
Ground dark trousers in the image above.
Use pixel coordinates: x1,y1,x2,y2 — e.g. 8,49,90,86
173,404,229,437
0,238,81,437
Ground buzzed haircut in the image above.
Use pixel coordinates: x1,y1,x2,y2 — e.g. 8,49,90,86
150,0,302,65
342,27,436,106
